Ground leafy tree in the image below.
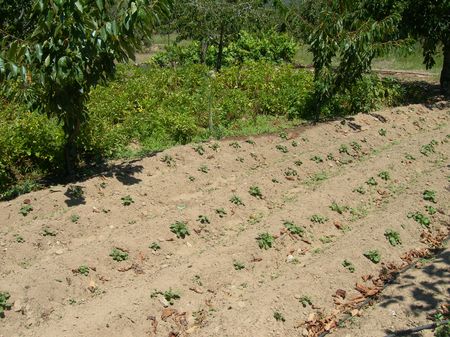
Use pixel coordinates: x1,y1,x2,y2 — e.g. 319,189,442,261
0,0,170,173
171,0,281,70
289,0,402,118
400,0,450,94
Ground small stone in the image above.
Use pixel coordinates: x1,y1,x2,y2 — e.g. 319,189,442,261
286,255,294,263
55,249,64,255
13,300,23,312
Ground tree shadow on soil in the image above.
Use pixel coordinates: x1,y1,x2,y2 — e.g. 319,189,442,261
380,249,450,335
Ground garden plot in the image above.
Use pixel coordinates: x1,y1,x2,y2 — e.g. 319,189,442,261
0,103,449,337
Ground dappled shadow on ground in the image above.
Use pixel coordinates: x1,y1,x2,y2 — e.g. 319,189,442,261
395,80,448,107
380,249,450,335
45,154,157,194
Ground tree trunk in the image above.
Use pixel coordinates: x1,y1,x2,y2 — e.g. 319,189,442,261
63,112,81,176
215,25,225,72
441,42,450,96
200,40,208,64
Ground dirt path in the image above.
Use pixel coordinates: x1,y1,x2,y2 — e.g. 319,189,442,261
0,103,449,337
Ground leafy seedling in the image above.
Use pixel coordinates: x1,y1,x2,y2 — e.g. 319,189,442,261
330,201,348,214
354,186,366,194
294,160,303,166
285,167,298,177
350,141,361,152
273,311,285,322
272,178,280,183
70,214,80,223
233,261,245,270
310,214,328,224
193,144,205,155
215,208,227,218
420,140,438,156
249,186,263,199
198,165,209,173
256,233,274,250
366,177,378,186
77,265,90,276
364,250,381,264
188,176,196,181
230,195,245,206
14,234,25,243
425,205,437,215
209,142,220,151
229,142,241,149
279,131,288,140
319,236,333,244
327,153,335,161
151,289,180,305
378,171,390,181
310,155,323,163
0,291,12,317
299,295,312,307
197,215,210,224
161,154,175,167
276,145,288,153
67,185,84,199
19,204,33,216
236,157,244,163
292,140,298,147
342,259,355,273
99,182,107,189
423,190,436,203
283,221,304,237
41,227,57,236
407,212,430,228
245,139,255,145
339,144,349,155
149,242,161,251
378,128,387,136
110,248,128,261
404,153,416,161
384,230,401,246
121,195,134,206
170,221,190,239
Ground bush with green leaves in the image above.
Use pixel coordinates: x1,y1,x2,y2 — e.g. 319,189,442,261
152,31,297,68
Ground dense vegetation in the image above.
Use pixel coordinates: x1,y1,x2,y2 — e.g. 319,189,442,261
0,0,448,197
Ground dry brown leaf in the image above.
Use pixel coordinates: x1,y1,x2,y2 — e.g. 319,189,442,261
161,308,177,321
335,289,346,299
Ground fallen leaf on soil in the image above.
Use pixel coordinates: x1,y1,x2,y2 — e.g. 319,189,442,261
23,199,31,204
87,280,97,293
361,274,372,282
350,309,360,317
189,287,204,294
161,308,177,321
168,332,179,337
147,315,157,335
335,289,346,299
98,275,111,282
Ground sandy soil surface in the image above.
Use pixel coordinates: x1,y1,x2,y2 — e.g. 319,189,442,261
1,102,449,337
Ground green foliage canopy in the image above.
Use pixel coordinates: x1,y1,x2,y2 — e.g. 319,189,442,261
0,0,170,172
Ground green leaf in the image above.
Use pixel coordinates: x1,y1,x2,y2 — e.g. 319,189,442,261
96,0,104,11
75,1,83,13
44,55,50,67
35,44,43,62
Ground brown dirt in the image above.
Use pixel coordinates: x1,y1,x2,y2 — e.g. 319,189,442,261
1,103,449,337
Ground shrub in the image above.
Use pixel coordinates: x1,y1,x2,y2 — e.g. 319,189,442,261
152,31,297,68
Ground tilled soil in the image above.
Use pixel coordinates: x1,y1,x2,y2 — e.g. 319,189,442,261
0,103,449,337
